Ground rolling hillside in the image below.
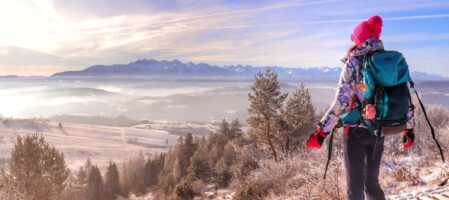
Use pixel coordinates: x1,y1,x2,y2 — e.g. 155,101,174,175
0,118,216,171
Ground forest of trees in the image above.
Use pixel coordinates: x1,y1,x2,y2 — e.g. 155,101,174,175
0,119,253,200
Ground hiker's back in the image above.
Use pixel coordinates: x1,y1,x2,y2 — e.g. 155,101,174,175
361,50,413,135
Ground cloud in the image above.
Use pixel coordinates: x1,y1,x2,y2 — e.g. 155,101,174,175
305,13,449,25
383,33,449,43
386,13,449,21
0,64,66,76
0,0,448,76
319,0,449,17
0,46,62,66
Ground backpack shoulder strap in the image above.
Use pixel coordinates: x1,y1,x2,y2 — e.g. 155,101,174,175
406,82,415,111
323,128,335,179
410,82,445,162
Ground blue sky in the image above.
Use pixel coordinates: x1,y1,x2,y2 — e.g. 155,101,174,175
0,0,449,76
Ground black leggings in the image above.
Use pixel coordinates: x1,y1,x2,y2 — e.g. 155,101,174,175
344,127,386,200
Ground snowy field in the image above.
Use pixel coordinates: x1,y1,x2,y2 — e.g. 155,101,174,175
0,119,217,171
384,156,449,200
388,185,449,200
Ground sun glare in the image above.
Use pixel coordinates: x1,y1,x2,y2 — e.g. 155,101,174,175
0,94,31,118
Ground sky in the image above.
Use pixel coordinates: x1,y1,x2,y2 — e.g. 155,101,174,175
1,0,449,76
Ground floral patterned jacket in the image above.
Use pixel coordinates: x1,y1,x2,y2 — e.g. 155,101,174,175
319,38,415,134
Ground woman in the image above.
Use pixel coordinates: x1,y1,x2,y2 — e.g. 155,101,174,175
305,15,415,200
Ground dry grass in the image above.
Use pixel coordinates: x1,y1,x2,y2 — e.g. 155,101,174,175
0,174,30,200
233,147,347,200
234,105,449,200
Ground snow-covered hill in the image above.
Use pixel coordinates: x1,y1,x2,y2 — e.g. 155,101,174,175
0,119,216,171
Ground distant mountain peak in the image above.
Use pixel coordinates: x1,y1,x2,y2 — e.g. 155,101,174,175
51,58,446,81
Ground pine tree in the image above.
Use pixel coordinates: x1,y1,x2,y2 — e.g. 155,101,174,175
158,149,178,195
183,133,196,168
119,160,130,196
120,153,146,196
77,166,88,185
230,119,243,139
187,143,210,181
281,83,316,154
214,158,231,187
84,158,92,179
9,134,69,200
86,166,103,200
60,173,85,200
247,68,287,162
143,153,165,187
103,162,121,199
173,134,196,181
219,119,232,140
173,157,183,181
207,133,226,167
222,143,237,166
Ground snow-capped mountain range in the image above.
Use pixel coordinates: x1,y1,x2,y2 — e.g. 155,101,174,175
52,58,445,80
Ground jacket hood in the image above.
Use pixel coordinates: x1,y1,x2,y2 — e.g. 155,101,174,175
353,38,384,56
342,38,385,63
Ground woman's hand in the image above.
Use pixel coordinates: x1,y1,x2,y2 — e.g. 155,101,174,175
402,128,414,149
306,127,328,148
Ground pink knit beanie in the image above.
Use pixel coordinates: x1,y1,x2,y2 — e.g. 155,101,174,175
352,15,383,46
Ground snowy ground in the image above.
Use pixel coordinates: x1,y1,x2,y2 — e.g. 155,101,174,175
388,185,449,200
0,119,217,171
382,154,449,199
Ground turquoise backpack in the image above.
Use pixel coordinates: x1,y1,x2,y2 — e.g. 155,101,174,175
324,50,445,180
341,50,412,133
